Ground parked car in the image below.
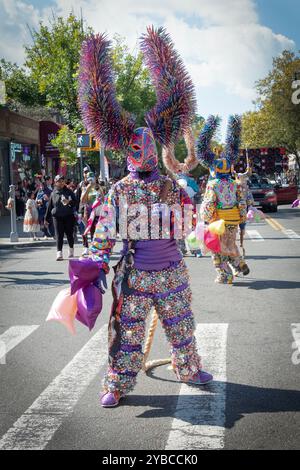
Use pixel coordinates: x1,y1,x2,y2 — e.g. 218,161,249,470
249,175,278,212
273,183,298,204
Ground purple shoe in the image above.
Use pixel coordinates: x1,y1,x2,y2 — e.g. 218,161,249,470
185,370,213,385
100,391,120,408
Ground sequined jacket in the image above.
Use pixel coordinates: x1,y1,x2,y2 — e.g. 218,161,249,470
200,177,247,224
89,174,194,273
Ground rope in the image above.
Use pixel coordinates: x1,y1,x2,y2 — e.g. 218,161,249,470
142,308,171,372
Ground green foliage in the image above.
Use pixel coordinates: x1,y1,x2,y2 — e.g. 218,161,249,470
112,34,156,126
0,58,46,108
24,13,93,128
51,125,77,166
242,50,300,169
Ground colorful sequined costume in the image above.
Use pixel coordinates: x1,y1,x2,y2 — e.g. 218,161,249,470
197,115,250,284
90,165,204,395
76,27,213,404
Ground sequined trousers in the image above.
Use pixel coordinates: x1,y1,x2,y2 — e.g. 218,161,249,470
103,259,202,395
212,225,249,284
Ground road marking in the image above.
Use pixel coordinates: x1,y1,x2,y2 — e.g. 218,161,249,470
165,323,228,450
291,324,300,365
246,230,264,242
282,229,300,240
0,326,39,363
267,217,284,231
0,324,108,450
265,217,280,231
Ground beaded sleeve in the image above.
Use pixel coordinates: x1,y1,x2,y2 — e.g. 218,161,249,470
88,188,117,273
200,181,217,223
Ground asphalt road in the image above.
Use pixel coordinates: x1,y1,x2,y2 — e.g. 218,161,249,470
0,204,299,450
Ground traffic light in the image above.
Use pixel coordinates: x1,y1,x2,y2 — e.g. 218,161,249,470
76,133,100,151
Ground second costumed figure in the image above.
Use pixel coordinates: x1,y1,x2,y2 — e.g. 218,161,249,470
198,115,250,285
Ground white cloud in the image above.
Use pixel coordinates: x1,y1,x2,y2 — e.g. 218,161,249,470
0,0,41,64
0,0,296,136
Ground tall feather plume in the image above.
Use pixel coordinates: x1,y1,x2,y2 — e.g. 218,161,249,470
140,26,196,146
196,115,220,167
78,34,136,150
225,114,242,164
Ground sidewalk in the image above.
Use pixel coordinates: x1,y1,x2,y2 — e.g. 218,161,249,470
0,216,56,249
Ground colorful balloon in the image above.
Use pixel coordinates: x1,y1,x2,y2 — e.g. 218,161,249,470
208,219,225,235
46,288,77,335
204,229,221,253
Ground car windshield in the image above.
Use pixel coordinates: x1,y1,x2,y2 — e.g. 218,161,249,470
249,177,273,189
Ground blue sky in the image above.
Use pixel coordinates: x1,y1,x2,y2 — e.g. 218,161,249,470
0,0,298,139
257,0,300,49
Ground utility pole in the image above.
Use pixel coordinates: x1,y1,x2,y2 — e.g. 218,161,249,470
9,185,18,243
99,143,106,181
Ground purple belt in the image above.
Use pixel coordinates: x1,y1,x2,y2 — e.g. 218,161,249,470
121,239,182,271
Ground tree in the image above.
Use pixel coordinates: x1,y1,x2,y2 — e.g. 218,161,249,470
51,125,77,166
242,50,300,172
0,58,46,109
25,13,93,129
112,35,156,126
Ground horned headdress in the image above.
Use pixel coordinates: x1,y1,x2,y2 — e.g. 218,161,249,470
196,114,242,177
78,26,198,173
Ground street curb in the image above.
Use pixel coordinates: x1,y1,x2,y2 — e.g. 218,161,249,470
0,240,56,250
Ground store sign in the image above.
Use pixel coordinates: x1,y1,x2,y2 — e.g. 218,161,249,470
10,142,22,162
39,121,60,157
0,81,6,105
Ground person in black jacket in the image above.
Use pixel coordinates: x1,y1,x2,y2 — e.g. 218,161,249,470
45,175,76,260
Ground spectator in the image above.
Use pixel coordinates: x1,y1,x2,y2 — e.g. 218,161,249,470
44,176,53,197
45,175,76,261
23,191,40,240
36,184,51,239
15,181,26,220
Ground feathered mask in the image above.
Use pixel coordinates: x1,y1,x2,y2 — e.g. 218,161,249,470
196,114,242,177
78,27,196,172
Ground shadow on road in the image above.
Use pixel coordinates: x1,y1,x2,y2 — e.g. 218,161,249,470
0,271,63,276
123,381,300,429
246,256,300,260
0,274,68,287
233,280,300,290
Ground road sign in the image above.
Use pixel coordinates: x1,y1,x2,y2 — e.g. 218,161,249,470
77,133,100,151
77,133,90,148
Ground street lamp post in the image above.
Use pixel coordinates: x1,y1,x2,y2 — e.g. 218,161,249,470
9,185,19,243
99,143,106,182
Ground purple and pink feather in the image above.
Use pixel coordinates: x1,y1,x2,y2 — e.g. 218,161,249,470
140,26,196,146
78,34,136,150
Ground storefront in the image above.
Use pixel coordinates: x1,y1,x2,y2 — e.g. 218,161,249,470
0,107,40,214
39,120,62,177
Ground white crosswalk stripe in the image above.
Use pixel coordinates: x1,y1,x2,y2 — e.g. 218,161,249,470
291,324,300,365
246,229,264,242
0,326,39,364
0,324,108,450
165,323,228,450
282,229,300,240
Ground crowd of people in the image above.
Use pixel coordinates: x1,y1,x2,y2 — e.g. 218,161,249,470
7,166,208,257
6,167,121,259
